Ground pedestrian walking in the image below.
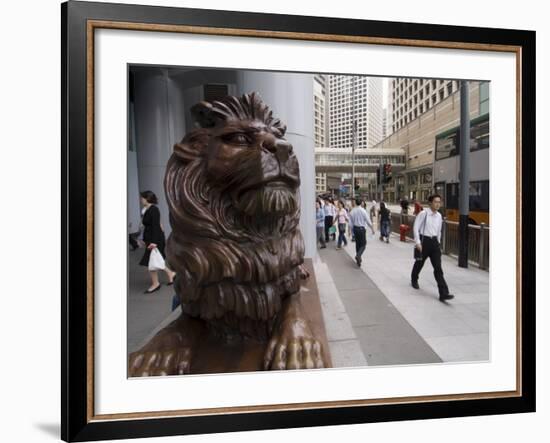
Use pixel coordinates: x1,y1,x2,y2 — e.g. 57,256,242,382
139,190,176,293
413,199,423,215
334,200,349,250
400,196,409,215
324,198,336,242
378,201,391,243
369,200,377,219
369,200,377,229
349,198,375,267
316,200,326,249
349,199,356,242
410,194,454,302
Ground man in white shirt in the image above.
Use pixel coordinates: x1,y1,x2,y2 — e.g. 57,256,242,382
410,194,454,302
324,198,336,242
349,198,375,267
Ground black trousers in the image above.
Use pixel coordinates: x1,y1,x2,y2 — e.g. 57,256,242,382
324,215,334,241
411,236,450,296
353,226,367,259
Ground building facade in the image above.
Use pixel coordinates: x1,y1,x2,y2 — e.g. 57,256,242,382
328,75,384,149
314,75,329,193
382,107,390,140
313,74,328,147
375,80,489,203
389,78,460,133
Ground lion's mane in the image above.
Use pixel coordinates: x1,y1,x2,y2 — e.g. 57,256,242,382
164,93,305,341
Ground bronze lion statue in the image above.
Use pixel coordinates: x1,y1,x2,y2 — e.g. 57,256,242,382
129,92,328,376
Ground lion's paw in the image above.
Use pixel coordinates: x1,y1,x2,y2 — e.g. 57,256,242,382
129,347,194,377
263,319,325,370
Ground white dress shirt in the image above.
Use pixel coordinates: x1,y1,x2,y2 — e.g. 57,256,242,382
349,206,373,230
413,208,443,245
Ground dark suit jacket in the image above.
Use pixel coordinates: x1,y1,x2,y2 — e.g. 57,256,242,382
142,205,165,246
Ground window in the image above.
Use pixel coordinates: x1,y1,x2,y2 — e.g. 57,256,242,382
435,116,489,160
420,172,432,184
445,182,459,209
436,130,459,160
470,117,490,152
445,181,489,212
479,81,490,115
469,180,490,211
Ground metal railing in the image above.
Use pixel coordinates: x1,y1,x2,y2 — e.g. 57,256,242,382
389,213,489,270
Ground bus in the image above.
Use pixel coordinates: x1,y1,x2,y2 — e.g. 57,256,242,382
433,114,489,226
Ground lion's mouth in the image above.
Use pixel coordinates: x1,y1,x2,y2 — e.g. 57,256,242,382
254,176,297,190
236,176,297,200
232,176,299,216
264,180,288,188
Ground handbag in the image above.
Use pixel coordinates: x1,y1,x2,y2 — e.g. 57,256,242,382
148,248,166,271
329,225,337,235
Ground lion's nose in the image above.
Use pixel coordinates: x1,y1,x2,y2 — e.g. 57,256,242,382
274,140,293,163
260,133,293,162
260,133,277,152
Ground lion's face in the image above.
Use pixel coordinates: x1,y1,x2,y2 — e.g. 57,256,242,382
204,118,300,217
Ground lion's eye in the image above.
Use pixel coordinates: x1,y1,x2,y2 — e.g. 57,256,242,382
223,133,250,145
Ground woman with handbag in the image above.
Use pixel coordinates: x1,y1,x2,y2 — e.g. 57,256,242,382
139,190,176,293
333,200,349,250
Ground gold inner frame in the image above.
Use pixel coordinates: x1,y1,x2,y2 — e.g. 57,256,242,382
85,19,523,423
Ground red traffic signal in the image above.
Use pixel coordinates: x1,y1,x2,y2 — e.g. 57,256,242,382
383,163,393,183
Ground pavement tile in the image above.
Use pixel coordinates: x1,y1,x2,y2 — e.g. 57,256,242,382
354,327,442,365
319,246,442,366
322,308,359,341
336,230,489,364
328,340,369,368
425,334,490,362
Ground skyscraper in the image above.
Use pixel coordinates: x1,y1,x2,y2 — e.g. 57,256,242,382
328,75,383,149
313,74,328,147
382,107,389,140
389,78,459,132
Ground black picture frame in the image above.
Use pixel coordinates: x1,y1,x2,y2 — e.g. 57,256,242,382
61,1,536,441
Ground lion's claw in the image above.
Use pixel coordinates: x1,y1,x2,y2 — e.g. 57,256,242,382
129,347,194,377
264,319,325,370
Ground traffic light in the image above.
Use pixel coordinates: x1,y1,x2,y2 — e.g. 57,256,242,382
354,178,360,191
383,163,393,183
376,167,381,185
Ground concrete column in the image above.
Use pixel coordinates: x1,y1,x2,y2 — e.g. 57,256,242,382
132,69,175,237
236,72,316,258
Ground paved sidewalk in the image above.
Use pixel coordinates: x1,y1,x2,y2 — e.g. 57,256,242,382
339,230,490,363
127,247,175,353
315,248,441,367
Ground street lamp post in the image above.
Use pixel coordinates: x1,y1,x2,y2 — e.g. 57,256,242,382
351,76,357,199
379,156,383,202
458,81,471,268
